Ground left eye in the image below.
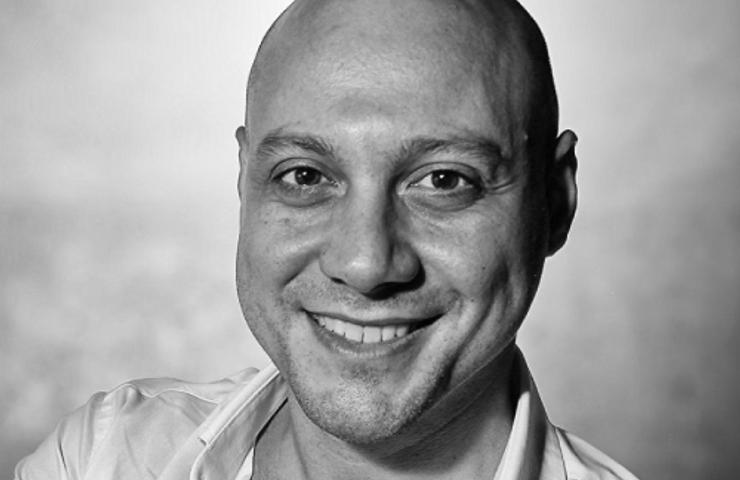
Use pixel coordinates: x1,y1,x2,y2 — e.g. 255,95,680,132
412,170,473,191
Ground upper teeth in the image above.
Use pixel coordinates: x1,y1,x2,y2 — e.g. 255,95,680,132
313,314,410,344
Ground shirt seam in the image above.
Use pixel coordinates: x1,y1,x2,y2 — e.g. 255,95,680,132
111,380,228,404
81,382,225,478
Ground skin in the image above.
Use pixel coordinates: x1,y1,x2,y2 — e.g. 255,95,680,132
235,0,578,478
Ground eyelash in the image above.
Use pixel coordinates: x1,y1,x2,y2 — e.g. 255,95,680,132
275,166,334,188
410,170,477,192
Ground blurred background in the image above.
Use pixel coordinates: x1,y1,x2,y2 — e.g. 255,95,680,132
1,0,738,478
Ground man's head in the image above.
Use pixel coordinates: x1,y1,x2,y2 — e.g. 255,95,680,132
235,0,577,445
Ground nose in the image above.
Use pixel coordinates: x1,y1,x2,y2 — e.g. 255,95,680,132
319,190,421,296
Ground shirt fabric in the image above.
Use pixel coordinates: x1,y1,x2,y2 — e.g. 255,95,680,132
15,350,639,480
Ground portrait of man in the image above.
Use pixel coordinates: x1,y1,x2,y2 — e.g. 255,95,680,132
3,1,739,479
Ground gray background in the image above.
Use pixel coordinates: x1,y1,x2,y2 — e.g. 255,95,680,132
2,1,739,479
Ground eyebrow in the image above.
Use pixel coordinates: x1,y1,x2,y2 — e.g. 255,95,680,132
395,136,506,165
254,129,506,166
256,130,336,162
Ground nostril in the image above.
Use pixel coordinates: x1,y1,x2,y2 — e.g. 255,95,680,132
328,276,347,286
360,268,426,300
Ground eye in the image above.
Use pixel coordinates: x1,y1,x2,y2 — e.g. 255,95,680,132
278,166,331,187
271,163,339,206
404,166,482,212
412,170,474,191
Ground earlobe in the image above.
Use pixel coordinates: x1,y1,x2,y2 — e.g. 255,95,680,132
236,126,249,199
546,130,578,256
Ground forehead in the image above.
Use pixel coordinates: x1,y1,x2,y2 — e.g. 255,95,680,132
248,0,531,154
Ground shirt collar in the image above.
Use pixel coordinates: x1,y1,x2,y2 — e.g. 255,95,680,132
187,349,566,480
494,349,567,480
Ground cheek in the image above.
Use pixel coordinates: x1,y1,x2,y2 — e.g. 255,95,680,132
439,233,536,378
236,206,298,335
238,203,322,291
417,210,529,300
236,210,312,372
416,201,544,343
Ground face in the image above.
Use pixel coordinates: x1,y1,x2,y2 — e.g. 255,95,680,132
236,2,553,445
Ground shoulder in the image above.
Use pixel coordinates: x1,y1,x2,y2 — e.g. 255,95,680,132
555,428,640,480
14,367,262,480
105,366,262,408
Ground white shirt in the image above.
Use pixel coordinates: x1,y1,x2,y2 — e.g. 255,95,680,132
15,350,639,480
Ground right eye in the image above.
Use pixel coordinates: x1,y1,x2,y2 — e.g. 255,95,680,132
271,164,339,206
277,167,331,187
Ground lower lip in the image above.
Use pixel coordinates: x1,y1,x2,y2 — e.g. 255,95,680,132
306,312,435,359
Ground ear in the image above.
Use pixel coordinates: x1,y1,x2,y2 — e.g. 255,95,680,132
235,125,249,199
546,130,578,256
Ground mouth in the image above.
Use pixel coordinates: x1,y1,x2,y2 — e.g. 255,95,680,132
307,311,438,345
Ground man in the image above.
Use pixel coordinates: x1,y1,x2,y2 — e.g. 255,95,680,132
16,0,639,478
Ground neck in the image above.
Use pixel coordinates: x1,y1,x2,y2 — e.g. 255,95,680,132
254,346,518,480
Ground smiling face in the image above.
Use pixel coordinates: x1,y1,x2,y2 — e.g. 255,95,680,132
237,0,564,445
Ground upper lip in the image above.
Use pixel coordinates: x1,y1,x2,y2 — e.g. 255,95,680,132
306,309,439,327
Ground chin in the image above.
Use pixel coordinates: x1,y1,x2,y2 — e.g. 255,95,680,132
288,370,439,446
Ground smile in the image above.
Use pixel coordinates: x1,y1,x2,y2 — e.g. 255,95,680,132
308,312,434,344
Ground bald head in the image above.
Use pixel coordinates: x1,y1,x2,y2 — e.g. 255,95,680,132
246,0,558,160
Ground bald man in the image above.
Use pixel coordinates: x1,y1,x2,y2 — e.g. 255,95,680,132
16,1,639,479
